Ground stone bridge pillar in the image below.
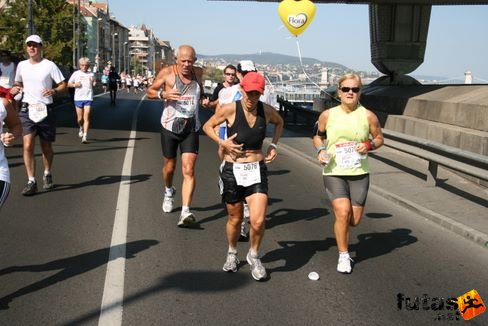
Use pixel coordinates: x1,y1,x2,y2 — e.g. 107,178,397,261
369,3,431,84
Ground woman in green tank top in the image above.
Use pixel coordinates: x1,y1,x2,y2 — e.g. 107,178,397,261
312,73,384,274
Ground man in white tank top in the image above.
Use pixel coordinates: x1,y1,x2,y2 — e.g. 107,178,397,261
147,44,209,227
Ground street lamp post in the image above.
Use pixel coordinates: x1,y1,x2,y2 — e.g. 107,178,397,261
27,0,34,35
123,42,128,73
76,0,81,65
96,18,102,73
112,32,118,65
118,41,121,72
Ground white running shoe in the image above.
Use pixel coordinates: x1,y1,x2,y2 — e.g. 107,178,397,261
222,252,239,273
162,187,175,213
337,254,354,274
78,127,83,138
177,211,196,227
246,251,267,281
82,135,88,143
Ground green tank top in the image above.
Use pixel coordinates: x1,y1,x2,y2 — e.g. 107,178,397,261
323,105,370,176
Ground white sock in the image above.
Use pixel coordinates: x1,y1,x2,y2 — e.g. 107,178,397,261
44,171,51,177
339,251,350,258
28,177,36,183
181,206,190,214
165,187,174,195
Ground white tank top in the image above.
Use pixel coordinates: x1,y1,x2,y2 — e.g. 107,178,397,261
161,66,201,133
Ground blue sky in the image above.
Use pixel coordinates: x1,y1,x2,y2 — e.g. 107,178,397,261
107,0,488,82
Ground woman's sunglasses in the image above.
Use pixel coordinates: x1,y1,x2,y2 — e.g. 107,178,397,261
340,87,361,93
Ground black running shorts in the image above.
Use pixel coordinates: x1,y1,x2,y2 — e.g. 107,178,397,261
220,161,268,204
160,126,199,158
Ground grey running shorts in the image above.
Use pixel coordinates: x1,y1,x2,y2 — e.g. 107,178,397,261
323,174,370,206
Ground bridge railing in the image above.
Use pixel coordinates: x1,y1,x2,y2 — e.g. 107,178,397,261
277,98,488,187
277,96,322,126
381,129,488,186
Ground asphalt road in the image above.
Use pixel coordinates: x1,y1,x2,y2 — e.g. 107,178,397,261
1,90,487,326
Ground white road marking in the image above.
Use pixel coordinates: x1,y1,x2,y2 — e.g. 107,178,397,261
98,97,146,325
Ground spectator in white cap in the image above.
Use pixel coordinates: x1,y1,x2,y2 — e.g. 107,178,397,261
202,71,284,281
10,34,66,196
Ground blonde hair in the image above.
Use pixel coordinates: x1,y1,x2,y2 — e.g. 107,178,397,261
338,73,362,88
78,57,90,66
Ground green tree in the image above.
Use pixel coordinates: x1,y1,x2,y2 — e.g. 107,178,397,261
203,66,223,84
0,0,74,66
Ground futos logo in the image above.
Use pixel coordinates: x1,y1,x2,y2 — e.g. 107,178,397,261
397,293,461,321
397,293,459,311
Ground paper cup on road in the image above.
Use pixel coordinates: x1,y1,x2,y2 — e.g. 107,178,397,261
308,271,319,281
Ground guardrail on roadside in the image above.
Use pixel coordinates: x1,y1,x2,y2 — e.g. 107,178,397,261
277,97,321,125
277,98,488,187
382,129,488,186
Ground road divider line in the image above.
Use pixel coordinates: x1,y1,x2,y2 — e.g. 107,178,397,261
98,96,145,325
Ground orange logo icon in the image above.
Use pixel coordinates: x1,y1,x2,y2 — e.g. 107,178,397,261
457,289,485,320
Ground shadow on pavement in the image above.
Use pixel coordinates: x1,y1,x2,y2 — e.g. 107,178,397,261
27,174,152,196
263,238,336,273
0,240,159,310
64,270,249,325
350,228,418,264
266,207,329,229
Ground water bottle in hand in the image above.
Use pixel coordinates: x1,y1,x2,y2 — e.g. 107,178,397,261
318,150,331,165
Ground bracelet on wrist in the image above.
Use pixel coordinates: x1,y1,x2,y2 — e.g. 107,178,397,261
157,90,163,100
369,139,376,150
362,140,372,151
316,146,326,154
270,143,277,149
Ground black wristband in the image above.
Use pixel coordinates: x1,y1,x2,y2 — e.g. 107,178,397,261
369,139,376,150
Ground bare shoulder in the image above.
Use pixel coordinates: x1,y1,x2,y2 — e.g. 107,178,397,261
365,108,380,121
158,65,174,79
154,65,175,88
221,101,236,114
319,108,330,119
262,102,276,113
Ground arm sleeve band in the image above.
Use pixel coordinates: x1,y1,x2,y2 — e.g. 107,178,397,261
313,121,327,137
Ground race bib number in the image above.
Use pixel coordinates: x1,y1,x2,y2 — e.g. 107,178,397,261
335,141,362,169
176,94,197,117
28,103,48,123
233,161,261,187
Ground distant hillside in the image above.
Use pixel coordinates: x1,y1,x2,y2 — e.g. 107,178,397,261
199,52,348,69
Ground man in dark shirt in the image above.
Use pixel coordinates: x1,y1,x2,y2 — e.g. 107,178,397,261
207,64,237,110
108,66,120,104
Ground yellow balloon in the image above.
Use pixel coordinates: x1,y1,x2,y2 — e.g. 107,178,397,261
278,0,316,37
